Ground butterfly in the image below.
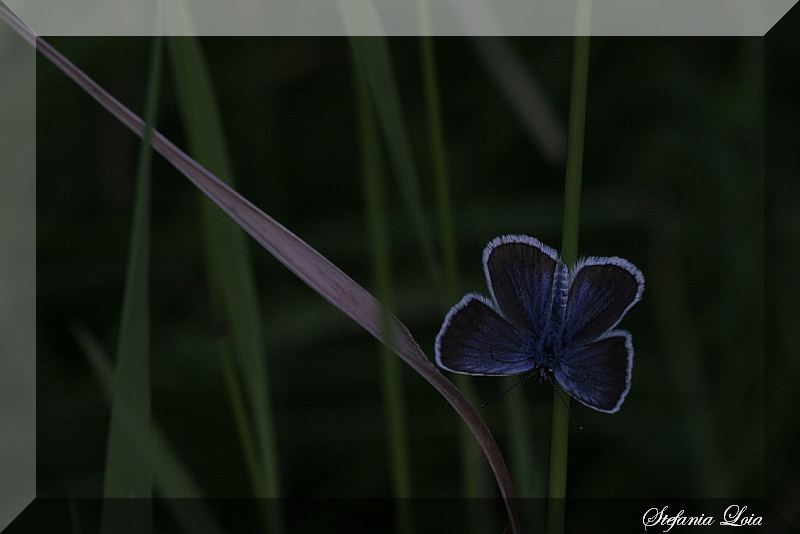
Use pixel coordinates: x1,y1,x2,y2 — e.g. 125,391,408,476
435,234,644,413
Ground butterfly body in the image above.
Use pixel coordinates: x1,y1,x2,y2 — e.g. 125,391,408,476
435,235,644,414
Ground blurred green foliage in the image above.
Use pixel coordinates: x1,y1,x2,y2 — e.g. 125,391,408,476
36,28,792,506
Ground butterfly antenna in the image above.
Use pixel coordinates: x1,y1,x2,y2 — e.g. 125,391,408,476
480,372,538,408
542,373,584,431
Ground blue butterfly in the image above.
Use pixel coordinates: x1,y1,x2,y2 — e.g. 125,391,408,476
435,235,644,413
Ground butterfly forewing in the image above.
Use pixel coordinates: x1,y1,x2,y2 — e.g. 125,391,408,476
435,294,536,376
485,235,563,341
561,258,644,347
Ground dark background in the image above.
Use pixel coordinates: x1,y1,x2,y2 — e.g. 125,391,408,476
34,6,797,526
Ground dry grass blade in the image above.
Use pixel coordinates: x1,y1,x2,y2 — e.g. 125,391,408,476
0,6,520,530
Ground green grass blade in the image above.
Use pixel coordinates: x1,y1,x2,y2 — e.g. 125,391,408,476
418,36,486,505
502,376,541,498
355,60,414,533
74,325,227,534
419,36,458,303
101,35,163,509
167,37,282,514
549,4,592,532
351,31,491,507
349,36,446,301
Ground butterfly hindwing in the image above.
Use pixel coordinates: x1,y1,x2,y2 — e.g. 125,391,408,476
553,331,633,413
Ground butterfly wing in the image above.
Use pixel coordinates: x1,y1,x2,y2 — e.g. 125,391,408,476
561,257,644,347
553,331,633,413
484,235,567,339
435,294,536,376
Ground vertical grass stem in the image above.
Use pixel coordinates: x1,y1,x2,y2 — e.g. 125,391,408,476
549,2,592,532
